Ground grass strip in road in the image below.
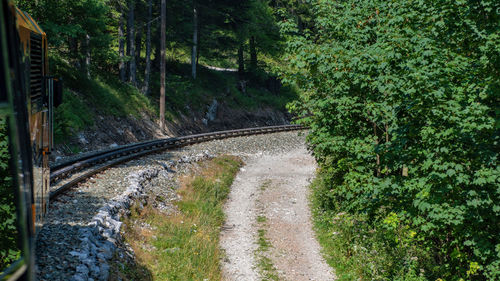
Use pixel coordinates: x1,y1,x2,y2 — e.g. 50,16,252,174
115,155,242,280
255,181,280,281
255,225,279,281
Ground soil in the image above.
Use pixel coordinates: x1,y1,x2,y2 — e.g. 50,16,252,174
52,103,289,161
220,147,336,281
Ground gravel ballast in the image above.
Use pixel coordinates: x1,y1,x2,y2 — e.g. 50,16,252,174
36,131,307,280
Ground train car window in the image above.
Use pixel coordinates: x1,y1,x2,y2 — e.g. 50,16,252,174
0,117,23,279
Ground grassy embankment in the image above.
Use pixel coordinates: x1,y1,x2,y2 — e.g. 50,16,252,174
113,156,242,280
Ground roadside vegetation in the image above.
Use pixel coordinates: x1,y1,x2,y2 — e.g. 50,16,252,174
115,156,241,280
283,1,499,280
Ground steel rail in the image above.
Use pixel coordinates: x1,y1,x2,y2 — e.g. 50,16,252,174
49,124,304,200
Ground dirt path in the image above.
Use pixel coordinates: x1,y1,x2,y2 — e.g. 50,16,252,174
220,148,336,281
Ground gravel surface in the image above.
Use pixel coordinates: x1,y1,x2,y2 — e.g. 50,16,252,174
36,131,308,280
220,147,336,281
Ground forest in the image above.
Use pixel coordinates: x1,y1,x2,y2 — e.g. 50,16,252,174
2,0,499,280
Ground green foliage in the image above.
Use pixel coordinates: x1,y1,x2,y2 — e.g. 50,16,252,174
0,119,20,272
16,0,114,68
54,90,94,143
281,0,500,280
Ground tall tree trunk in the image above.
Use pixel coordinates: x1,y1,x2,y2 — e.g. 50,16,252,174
143,0,152,95
191,0,198,79
85,34,91,78
128,0,137,86
69,37,78,67
153,20,161,71
119,1,126,82
249,36,257,70
79,35,90,78
160,0,166,129
238,42,244,76
135,24,143,71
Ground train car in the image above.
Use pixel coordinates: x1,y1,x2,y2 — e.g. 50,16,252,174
0,0,61,279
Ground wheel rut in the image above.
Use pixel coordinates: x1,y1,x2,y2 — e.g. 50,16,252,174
220,147,336,281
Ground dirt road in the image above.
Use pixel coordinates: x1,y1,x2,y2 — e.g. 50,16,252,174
220,147,335,281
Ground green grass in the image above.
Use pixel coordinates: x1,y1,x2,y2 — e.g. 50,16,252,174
149,60,298,113
260,180,272,191
254,214,279,281
257,215,267,223
117,156,242,280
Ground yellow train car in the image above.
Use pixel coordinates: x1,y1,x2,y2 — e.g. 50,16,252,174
1,0,61,280
15,5,52,234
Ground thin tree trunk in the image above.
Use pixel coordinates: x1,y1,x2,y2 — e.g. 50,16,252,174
128,0,137,86
119,1,126,82
69,37,78,66
136,24,143,71
238,42,244,76
85,34,91,78
160,0,166,129
143,0,152,95
191,0,198,79
153,20,161,71
249,36,257,70
196,41,200,67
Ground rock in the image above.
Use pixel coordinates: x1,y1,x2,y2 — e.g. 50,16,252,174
99,263,110,281
206,99,218,122
76,264,89,276
71,274,87,281
78,133,88,145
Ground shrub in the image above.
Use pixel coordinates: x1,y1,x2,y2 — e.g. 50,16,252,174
281,1,500,279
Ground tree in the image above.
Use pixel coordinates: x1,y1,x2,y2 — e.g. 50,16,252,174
118,0,126,82
280,1,500,279
191,0,198,79
128,0,137,86
159,0,166,129
142,0,152,95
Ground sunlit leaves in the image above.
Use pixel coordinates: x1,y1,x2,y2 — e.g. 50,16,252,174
280,0,500,279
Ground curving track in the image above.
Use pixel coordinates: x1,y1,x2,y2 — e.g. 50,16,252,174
49,125,304,200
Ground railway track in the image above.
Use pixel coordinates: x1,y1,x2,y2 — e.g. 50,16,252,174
49,124,304,200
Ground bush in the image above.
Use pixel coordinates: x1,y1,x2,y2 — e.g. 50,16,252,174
281,1,499,279
0,119,20,272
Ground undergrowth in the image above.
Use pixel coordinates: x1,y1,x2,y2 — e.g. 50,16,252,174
51,57,155,143
311,174,429,281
